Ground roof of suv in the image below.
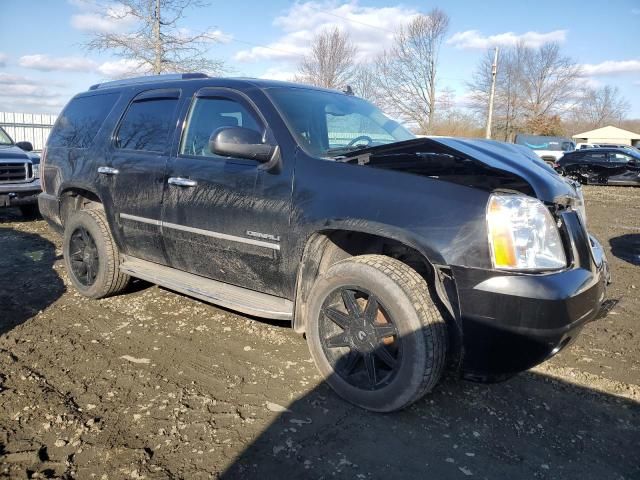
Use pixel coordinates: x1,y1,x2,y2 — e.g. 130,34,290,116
87,73,347,96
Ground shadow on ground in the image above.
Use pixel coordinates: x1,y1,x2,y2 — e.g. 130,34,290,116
222,330,640,480
609,234,640,266
0,219,65,336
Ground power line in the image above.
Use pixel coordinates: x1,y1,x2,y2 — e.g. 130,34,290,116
305,4,397,35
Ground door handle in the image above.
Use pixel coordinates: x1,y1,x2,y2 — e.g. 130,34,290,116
97,166,119,175
168,177,197,187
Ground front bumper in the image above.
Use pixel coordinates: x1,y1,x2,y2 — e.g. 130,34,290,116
0,179,41,207
452,234,609,381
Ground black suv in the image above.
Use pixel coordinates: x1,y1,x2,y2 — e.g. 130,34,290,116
558,147,640,186
39,74,610,412
0,126,41,216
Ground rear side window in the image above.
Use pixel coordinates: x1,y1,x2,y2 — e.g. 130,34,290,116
48,93,119,148
585,153,607,162
116,97,178,152
180,97,261,157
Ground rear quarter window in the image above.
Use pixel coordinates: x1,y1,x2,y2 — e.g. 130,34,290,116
48,93,119,148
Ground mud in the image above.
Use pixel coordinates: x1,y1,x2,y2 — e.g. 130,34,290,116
1,185,638,479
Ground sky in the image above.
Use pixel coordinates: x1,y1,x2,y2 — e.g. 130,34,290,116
0,0,639,117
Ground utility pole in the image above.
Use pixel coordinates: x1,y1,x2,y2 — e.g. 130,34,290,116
485,47,499,139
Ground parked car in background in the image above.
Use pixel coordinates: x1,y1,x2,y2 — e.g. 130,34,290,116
576,142,599,150
514,134,575,166
557,147,640,186
39,74,610,412
0,126,41,217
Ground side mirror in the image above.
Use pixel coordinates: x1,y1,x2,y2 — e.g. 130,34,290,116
16,141,33,152
209,127,275,163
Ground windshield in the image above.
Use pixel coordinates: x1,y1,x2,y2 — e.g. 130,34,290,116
266,87,415,157
0,127,13,145
515,135,574,152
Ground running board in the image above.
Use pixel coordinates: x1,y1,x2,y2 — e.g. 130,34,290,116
120,256,293,320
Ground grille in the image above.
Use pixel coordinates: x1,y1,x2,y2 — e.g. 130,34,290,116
0,162,28,183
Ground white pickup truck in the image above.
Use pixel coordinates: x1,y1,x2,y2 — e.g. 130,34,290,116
515,134,575,166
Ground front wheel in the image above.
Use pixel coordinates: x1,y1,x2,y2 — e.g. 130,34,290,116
305,255,447,412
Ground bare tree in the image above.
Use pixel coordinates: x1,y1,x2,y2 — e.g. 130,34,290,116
84,0,225,76
432,87,483,137
351,65,379,103
375,9,450,134
296,28,357,89
520,43,582,130
468,42,581,140
572,85,629,129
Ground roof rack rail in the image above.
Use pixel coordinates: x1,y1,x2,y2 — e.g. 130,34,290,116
89,72,209,90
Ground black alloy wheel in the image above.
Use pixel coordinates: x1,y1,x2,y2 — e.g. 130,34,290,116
319,287,402,391
68,226,100,287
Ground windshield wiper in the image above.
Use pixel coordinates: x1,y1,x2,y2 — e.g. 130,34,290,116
324,145,370,157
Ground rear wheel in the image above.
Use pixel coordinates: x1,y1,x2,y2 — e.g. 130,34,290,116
63,209,130,298
305,255,447,412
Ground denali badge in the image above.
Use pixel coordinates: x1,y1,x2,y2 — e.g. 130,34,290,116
246,230,281,242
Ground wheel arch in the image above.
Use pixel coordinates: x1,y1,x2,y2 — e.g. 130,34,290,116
59,184,104,227
293,227,463,368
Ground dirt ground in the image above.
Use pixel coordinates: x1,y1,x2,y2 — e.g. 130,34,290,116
1,186,638,479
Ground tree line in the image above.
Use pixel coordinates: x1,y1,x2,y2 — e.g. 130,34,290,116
83,1,632,138
295,9,631,138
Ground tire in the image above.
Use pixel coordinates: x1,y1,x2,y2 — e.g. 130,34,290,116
63,209,130,298
19,204,39,218
305,254,447,412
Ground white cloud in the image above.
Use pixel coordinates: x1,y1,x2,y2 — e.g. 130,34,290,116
0,84,60,97
258,67,296,82
71,12,127,33
447,29,567,49
580,59,640,76
19,54,97,72
97,59,150,79
0,53,7,67
70,1,135,33
0,96,66,114
206,29,234,44
0,73,40,86
575,76,602,89
0,73,64,113
234,1,419,63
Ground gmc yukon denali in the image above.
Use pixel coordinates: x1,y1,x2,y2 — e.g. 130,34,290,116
38,74,610,412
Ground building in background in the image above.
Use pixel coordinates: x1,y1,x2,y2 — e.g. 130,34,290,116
573,126,640,148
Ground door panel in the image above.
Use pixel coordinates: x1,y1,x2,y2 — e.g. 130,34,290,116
161,89,292,296
100,89,180,264
607,152,640,184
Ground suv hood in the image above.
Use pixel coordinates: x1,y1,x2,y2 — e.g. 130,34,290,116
339,137,576,204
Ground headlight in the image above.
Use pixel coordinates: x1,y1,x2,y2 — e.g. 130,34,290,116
32,163,40,178
486,193,566,271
